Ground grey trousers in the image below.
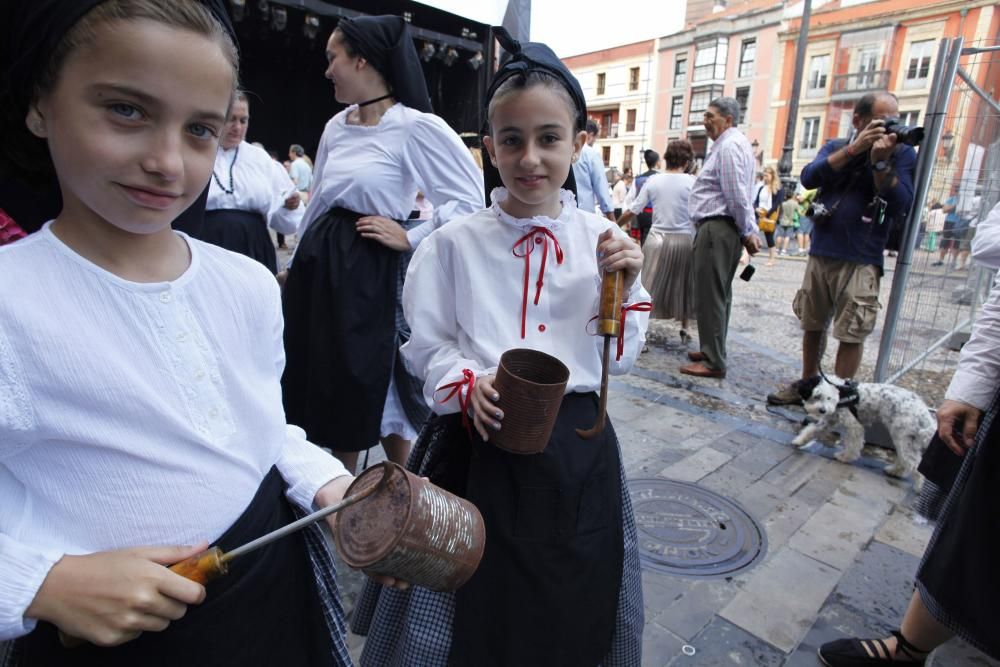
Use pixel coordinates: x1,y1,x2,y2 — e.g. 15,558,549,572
692,217,743,372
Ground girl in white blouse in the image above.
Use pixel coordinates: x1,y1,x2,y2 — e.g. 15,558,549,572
280,16,482,475
353,29,649,667
0,1,384,663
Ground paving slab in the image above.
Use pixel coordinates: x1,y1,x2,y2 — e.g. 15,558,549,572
787,500,882,572
761,452,828,496
648,579,741,641
828,541,919,625
658,447,733,482
670,616,787,666
720,548,842,652
641,620,686,667
873,505,934,558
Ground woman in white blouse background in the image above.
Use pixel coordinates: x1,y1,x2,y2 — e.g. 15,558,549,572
280,16,482,474
195,92,301,274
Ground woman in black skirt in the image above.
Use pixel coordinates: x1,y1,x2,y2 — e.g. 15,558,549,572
197,92,303,273
280,16,482,474
818,275,1000,665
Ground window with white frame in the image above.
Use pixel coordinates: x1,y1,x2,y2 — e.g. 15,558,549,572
596,72,606,95
735,87,750,123
857,48,879,87
688,86,724,125
674,55,687,87
806,54,830,96
738,39,756,78
670,96,684,130
904,40,934,88
629,67,640,91
800,116,821,152
693,38,728,82
899,110,920,127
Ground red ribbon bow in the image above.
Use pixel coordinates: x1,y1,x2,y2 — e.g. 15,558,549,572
617,302,653,360
435,368,476,432
512,227,564,339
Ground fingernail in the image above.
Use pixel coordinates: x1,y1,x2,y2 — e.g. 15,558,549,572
492,394,499,401
493,422,501,430
495,411,502,419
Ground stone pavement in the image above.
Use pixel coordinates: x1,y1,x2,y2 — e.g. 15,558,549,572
330,253,996,666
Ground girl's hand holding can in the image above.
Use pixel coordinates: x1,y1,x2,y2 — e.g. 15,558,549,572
469,375,504,442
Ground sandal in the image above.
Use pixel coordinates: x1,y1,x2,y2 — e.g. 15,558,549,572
818,630,930,666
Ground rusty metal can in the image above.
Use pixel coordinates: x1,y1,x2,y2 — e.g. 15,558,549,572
334,463,485,592
490,348,569,455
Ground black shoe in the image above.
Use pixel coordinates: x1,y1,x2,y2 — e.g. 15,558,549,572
818,630,929,665
931,261,944,266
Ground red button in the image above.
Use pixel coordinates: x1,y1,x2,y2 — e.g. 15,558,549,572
535,236,544,243
538,324,546,332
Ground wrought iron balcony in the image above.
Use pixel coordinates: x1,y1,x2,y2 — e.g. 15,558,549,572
831,70,891,99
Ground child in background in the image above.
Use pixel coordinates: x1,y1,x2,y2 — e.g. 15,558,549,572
776,193,800,256
352,28,648,667
0,2,383,664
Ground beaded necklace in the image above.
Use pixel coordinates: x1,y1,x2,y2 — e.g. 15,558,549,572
212,145,239,195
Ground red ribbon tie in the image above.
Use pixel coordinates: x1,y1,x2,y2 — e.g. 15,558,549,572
512,227,564,339
435,369,476,432
617,302,653,360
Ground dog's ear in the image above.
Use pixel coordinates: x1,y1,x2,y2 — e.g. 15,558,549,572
798,376,822,400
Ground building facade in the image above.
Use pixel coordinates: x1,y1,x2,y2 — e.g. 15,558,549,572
771,0,998,176
563,40,660,177
653,0,786,165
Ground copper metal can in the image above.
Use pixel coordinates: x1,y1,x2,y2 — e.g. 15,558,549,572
490,348,569,454
334,463,485,592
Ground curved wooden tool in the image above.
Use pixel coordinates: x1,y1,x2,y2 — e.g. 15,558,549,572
577,269,624,439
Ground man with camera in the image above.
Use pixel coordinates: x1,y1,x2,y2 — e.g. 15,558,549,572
767,92,916,405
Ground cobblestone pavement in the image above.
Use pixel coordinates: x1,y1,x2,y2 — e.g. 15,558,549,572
289,244,995,666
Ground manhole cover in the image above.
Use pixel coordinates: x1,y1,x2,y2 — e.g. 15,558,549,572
628,479,766,578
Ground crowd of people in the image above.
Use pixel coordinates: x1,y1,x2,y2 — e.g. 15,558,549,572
0,1,995,666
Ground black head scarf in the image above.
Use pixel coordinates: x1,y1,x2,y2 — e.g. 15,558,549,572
337,16,432,114
0,0,235,232
481,27,587,207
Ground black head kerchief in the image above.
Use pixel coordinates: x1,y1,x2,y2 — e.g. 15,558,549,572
481,27,586,207
337,16,432,114
0,0,235,232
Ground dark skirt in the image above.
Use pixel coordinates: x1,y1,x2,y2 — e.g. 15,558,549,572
915,388,1000,660
352,393,644,667
13,468,339,666
281,208,428,453
200,208,277,274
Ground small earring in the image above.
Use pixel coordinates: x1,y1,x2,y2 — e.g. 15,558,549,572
32,120,42,133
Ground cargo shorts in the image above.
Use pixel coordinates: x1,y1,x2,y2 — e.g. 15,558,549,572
793,255,881,344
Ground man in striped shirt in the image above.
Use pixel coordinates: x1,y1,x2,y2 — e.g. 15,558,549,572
680,97,760,379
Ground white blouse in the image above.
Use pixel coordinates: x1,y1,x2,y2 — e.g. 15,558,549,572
630,172,696,235
207,141,302,235
298,103,483,249
0,225,348,639
402,189,651,415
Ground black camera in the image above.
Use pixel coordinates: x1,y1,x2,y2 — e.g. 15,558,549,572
806,200,833,224
882,117,925,146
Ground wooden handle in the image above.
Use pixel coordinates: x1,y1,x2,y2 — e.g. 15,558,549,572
596,270,624,337
168,546,228,585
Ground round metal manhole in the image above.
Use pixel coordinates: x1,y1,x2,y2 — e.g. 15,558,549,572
628,478,766,578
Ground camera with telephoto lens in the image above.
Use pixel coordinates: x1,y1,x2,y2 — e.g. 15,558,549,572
881,117,925,146
806,200,833,224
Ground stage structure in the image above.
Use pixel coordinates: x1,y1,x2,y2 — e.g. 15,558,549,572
228,0,494,158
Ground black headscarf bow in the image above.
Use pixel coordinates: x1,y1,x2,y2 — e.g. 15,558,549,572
337,15,432,114
0,0,235,232
481,27,587,207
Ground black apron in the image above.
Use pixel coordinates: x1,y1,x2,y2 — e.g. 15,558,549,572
281,207,426,452
431,393,624,667
17,468,334,666
199,208,277,274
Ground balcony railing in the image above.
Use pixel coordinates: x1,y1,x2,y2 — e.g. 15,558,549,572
599,123,620,139
831,70,891,98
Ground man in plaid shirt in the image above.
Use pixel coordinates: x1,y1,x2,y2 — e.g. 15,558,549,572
680,97,760,379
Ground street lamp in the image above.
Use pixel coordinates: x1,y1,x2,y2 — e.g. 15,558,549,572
941,129,954,161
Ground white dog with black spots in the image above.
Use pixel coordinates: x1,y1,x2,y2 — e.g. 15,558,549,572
791,375,935,490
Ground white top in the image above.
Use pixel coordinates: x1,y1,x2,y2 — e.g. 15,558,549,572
299,103,483,249
0,225,349,640
630,172,696,235
289,157,312,192
207,141,302,234
753,183,775,213
611,180,629,208
402,188,650,414
947,200,1000,411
